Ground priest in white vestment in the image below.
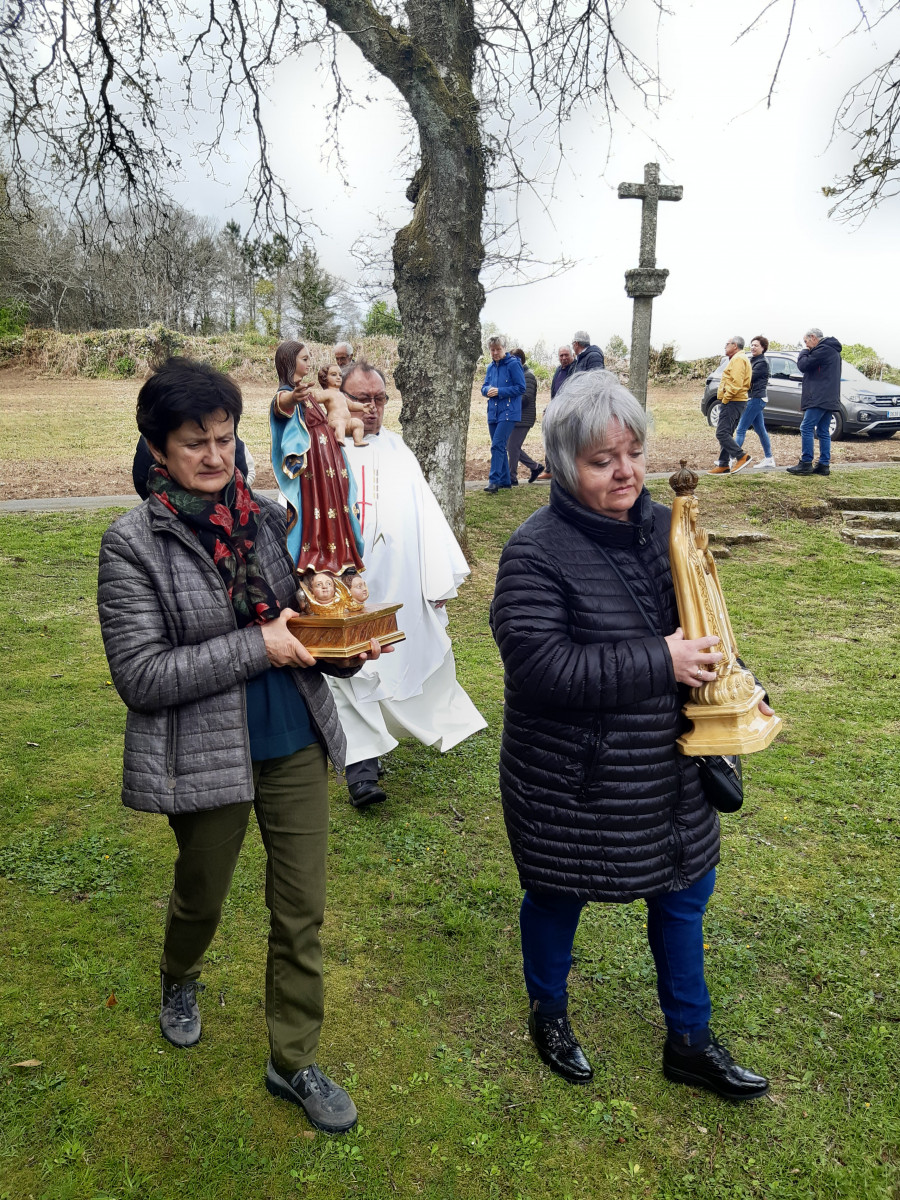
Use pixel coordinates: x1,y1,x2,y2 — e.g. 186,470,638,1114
327,361,487,808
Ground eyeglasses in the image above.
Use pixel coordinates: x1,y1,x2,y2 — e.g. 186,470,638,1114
344,391,387,406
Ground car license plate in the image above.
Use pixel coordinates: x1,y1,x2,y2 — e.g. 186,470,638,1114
885,408,900,418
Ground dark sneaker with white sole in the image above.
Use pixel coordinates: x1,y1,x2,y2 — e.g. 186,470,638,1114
265,1060,358,1133
159,977,204,1048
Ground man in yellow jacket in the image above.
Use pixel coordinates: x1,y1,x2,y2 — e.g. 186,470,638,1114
708,336,753,475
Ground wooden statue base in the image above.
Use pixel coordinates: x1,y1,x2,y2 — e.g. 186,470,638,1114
677,683,783,757
287,602,405,667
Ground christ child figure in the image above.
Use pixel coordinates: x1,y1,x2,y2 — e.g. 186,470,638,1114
316,364,368,446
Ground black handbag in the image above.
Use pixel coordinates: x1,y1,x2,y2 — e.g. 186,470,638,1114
595,544,744,814
694,753,743,813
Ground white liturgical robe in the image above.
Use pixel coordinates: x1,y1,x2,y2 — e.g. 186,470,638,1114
326,428,486,765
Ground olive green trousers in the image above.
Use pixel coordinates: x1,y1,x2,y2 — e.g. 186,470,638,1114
161,742,328,1071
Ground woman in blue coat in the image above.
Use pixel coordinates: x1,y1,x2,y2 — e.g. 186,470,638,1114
481,335,526,493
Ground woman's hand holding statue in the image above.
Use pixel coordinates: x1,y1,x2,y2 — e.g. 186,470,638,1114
664,627,722,685
666,628,777,717
262,609,317,667
262,610,394,669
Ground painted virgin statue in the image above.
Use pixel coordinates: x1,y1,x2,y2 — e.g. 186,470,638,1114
270,339,366,582
269,339,403,661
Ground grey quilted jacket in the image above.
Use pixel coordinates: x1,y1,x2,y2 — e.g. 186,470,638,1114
98,494,348,815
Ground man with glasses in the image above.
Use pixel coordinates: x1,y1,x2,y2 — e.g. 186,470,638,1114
327,361,486,809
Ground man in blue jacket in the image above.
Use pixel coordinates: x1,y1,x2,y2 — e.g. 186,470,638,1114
481,335,526,493
788,328,843,477
570,331,606,374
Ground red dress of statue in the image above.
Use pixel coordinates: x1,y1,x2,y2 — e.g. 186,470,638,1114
270,340,365,577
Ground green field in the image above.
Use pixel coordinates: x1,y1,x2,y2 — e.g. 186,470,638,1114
1,471,899,1199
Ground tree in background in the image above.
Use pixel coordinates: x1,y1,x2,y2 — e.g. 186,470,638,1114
0,0,666,533
260,234,293,337
362,300,402,338
290,245,340,344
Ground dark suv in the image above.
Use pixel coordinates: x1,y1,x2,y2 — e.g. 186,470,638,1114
700,351,900,439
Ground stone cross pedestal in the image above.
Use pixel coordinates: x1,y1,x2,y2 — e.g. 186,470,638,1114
618,163,682,409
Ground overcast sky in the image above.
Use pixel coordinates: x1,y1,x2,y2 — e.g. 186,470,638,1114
174,0,900,362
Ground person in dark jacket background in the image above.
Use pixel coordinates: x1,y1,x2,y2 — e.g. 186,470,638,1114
506,349,545,484
551,344,575,399
481,335,526,493
788,328,843,477
491,370,772,1100
570,330,606,374
735,335,775,469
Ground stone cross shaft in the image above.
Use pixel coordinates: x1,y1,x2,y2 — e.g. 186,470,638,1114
618,162,682,409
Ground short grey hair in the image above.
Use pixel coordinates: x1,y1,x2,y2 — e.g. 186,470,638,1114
804,327,824,339
558,344,573,355
342,359,385,389
333,341,354,357
728,335,745,349
572,330,591,347
542,371,647,496
488,334,506,350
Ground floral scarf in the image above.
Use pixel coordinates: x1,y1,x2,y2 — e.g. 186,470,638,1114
148,466,282,628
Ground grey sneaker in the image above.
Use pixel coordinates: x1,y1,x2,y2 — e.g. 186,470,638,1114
159,977,204,1048
265,1059,358,1133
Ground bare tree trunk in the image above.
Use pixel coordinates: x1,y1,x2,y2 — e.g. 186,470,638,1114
322,0,485,537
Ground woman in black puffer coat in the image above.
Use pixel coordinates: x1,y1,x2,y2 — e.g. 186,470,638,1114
491,371,771,1101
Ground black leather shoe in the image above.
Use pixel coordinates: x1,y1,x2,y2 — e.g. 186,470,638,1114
663,1035,768,1101
348,780,387,808
786,460,814,475
528,1011,594,1085
528,463,545,483
812,461,830,475
483,484,499,493
510,480,519,486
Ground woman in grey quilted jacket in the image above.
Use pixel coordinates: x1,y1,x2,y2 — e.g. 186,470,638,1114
97,357,383,1134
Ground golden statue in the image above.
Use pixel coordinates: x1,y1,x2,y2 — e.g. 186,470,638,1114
669,462,782,755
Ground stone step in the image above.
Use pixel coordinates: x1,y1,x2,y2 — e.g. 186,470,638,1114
840,528,900,549
865,549,900,566
842,510,900,530
707,530,774,545
829,496,900,513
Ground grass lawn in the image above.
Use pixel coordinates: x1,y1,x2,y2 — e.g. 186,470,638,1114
2,369,898,502
1,469,899,1199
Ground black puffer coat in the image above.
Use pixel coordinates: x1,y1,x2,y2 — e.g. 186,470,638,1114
490,483,719,902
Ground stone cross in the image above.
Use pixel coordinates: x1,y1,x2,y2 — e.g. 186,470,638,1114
618,163,682,409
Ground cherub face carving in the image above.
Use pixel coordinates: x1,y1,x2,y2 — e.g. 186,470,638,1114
348,575,369,603
310,572,336,603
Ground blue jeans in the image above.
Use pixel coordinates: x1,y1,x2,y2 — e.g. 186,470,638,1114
520,869,716,1042
800,407,832,465
488,419,516,487
735,397,772,458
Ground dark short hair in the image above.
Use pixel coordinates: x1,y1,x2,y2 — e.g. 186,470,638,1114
275,339,307,388
136,357,242,451
751,334,769,352
511,348,527,364
342,359,386,390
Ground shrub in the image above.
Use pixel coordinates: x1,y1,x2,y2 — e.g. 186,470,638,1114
0,300,28,336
